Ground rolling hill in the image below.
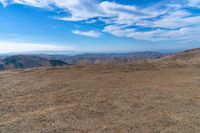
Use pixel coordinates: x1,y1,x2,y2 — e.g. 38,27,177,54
0,51,168,70
1,48,200,71
161,48,200,62
0,55,68,70
39,51,167,65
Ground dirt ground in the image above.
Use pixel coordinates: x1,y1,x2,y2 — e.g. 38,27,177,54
0,62,200,133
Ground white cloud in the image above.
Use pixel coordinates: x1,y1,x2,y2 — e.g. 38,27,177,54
188,0,200,7
0,0,8,7
104,25,200,41
10,0,103,21
72,30,101,38
153,10,200,29
1,0,200,41
0,42,75,53
101,1,200,41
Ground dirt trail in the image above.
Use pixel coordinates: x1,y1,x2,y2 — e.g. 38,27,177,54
0,104,75,126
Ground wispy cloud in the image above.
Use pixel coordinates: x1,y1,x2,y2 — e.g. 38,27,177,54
72,30,101,38
0,0,8,7
188,0,200,7
1,0,200,41
104,25,200,42
0,42,75,53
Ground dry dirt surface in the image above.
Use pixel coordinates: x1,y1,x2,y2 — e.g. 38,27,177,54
0,62,200,133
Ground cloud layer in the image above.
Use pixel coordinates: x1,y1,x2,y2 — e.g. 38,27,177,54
0,42,75,53
1,0,200,41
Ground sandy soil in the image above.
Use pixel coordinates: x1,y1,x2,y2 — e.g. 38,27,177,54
0,62,200,133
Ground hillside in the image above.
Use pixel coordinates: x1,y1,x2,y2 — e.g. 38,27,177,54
0,61,200,133
0,49,200,132
161,48,200,62
0,55,68,70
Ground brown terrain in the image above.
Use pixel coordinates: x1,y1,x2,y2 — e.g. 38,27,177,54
0,49,200,133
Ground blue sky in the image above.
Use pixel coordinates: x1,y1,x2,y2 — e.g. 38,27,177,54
0,0,200,53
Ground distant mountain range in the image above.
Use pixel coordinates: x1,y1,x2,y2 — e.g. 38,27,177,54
0,55,68,70
0,49,199,71
40,51,167,65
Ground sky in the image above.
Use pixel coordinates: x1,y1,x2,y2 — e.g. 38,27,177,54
0,0,200,53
